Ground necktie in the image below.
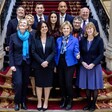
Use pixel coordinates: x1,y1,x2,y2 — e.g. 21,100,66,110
39,17,42,22
82,20,86,32
60,16,64,25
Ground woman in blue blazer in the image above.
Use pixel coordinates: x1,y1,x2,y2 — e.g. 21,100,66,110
55,21,80,110
9,19,32,111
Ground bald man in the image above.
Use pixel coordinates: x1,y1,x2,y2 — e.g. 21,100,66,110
80,7,99,33
58,1,74,25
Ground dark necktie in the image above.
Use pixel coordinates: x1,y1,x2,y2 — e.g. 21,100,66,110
39,17,42,22
82,20,86,31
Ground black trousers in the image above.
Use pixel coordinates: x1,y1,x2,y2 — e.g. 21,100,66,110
58,54,75,99
12,61,30,104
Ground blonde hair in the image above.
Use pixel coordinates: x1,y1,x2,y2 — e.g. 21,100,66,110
60,21,73,33
25,14,34,22
84,22,98,37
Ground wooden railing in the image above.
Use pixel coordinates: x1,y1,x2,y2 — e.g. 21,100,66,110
92,0,110,39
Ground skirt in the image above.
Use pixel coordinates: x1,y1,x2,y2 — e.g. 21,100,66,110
35,67,53,87
77,64,103,90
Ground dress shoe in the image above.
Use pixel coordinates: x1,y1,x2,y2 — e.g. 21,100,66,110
37,107,42,111
66,104,72,110
83,105,91,111
89,104,96,111
21,103,27,110
60,97,66,108
43,107,48,111
65,97,72,110
14,104,20,111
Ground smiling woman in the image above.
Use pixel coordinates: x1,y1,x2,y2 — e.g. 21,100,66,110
77,22,104,111
9,19,32,111
55,21,80,110
31,21,55,111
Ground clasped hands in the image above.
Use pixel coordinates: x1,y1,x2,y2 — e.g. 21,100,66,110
41,61,48,68
82,62,95,69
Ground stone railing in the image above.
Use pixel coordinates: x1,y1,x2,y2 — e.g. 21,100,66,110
91,0,110,39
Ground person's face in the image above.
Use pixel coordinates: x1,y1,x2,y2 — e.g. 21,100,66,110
25,16,34,26
16,7,25,18
35,4,44,16
18,20,28,32
86,27,94,36
73,19,81,30
50,13,57,24
62,25,71,37
80,8,89,20
58,2,67,14
41,23,48,34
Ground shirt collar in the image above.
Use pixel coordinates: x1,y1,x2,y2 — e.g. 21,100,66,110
37,14,44,21
83,19,89,23
60,13,66,18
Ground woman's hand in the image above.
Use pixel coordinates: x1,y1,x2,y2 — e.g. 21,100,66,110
82,62,88,69
54,67,57,73
41,61,48,68
11,66,16,71
76,53,80,59
88,63,95,69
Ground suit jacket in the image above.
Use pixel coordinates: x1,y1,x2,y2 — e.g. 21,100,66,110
55,34,79,66
9,32,32,66
79,35,104,66
32,15,48,30
89,18,99,33
31,36,55,69
6,18,18,46
59,14,74,25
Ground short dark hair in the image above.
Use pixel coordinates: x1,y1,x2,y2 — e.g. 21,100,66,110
35,2,44,8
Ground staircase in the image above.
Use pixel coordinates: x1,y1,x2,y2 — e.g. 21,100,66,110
2,0,112,111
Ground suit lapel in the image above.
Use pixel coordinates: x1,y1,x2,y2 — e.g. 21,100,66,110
88,38,96,51
45,37,49,54
66,38,73,48
58,37,62,49
35,15,38,22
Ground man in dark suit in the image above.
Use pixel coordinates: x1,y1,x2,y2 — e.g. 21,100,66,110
32,3,48,30
58,1,74,25
80,7,99,33
5,6,25,50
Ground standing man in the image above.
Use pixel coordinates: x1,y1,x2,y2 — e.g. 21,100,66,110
5,6,25,50
32,2,48,30
80,7,99,33
58,1,74,25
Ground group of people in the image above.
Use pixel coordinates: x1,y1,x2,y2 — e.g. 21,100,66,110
5,1,104,111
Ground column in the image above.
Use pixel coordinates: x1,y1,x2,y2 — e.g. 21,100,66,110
0,38,5,70
105,0,112,70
